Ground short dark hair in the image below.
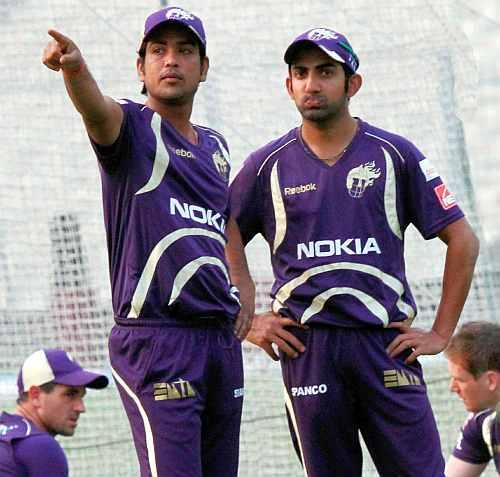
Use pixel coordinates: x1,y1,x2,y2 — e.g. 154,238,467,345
138,23,206,96
446,321,500,377
17,381,56,404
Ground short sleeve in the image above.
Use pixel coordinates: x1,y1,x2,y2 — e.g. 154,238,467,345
229,155,263,245
401,142,464,239
90,100,132,174
452,413,492,465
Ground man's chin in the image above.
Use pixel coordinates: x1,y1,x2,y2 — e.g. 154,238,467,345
300,109,329,122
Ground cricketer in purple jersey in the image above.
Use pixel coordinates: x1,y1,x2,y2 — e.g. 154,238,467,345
0,412,68,477
93,98,240,324
231,119,464,329
43,6,250,477
452,408,500,474
445,321,500,476
0,349,108,477
227,27,479,477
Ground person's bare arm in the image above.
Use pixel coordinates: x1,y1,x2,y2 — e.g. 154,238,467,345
225,218,255,340
445,455,488,477
42,29,123,145
387,218,479,363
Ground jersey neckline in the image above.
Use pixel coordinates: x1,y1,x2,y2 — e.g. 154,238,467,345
295,118,365,170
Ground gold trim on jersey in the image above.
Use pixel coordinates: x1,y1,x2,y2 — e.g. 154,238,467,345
382,147,403,240
135,113,171,195
271,161,287,253
169,256,230,305
274,262,416,322
127,228,226,318
301,287,389,325
482,412,496,457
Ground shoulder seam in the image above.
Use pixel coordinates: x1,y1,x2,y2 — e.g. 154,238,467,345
364,132,406,164
257,138,297,176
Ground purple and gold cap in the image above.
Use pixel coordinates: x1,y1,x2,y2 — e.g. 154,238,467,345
284,28,359,73
140,6,206,55
17,349,108,394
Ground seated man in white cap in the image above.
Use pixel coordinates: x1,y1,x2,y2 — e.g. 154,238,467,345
0,349,108,476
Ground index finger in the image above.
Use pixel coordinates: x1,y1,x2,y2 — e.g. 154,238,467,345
279,317,307,329
387,321,410,332
48,29,72,47
276,328,306,353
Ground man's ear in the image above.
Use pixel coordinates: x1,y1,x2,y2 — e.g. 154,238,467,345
486,370,500,392
347,73,362,99
137,57,145,83
286,76,294,100
27,386,42,407
200,56,209,83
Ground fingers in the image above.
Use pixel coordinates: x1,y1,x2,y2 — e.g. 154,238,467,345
261,343,280,361
43,29,82,73
273,335,301,359
42,41,64,71
275,328,306,354
247,312,306,360
386,333,415,359
234,313,253,341
48,29,72,48
387,321,410,332
404,349,419,364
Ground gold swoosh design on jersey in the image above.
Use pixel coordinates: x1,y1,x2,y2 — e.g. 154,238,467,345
273,261,415,322
271,161,287,253
168,256,231,305
301,287,389,325
382,146,402,240
135,113,170,195
127,228,226,318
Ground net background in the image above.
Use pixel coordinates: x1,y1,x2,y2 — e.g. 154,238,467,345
0,0,499,475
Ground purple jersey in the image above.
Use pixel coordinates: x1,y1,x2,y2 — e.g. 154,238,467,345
452,408,500,472
0,412,68,476
230,120,463,327
92,100,240,324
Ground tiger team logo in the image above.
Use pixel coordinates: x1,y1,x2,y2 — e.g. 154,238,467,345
346,161,381,198
166,8,194,21
308,28,339,41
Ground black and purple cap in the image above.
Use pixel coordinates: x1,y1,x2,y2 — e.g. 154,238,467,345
284,28,359,73
140,6,206,56
17,349,108,395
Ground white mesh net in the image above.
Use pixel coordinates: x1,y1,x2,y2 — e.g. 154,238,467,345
1,0,499,475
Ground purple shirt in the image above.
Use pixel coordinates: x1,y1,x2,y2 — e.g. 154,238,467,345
92,100,240,324
0,412,68,476
229,120,463,327
452,408,500,472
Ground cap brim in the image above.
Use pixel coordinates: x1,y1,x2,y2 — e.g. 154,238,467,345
54,370,109,389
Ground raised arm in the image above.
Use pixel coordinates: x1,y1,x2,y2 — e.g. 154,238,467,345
42,29,123,146
387,217,479,363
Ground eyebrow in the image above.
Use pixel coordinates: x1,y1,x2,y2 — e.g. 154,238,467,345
292,62,338,69
148,39,196,47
